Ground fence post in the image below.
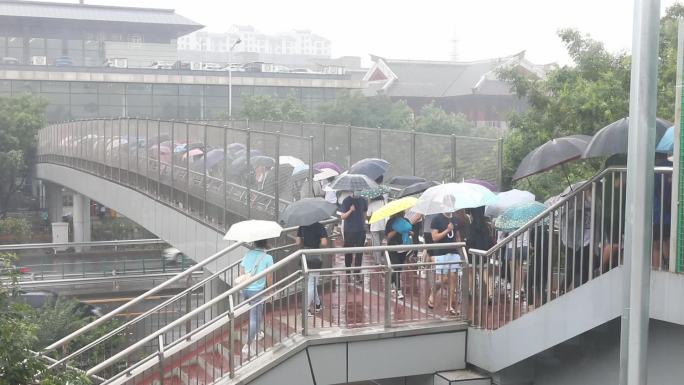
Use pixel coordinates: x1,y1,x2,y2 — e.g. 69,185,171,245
223,125,229,232
451,135,457,182
411,130,417,176
170,120,175,205
186,121,191,211
274,132,281,222
301,254,309,336
203,123,209,219
377,128,382,159
384,251,393,328
308,136,315,198
157,335,165,385
322,123,327,162
497,138,504,190
347,124,352,168
246,128,252,219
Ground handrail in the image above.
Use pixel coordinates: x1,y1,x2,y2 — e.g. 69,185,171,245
87,242,464,376
0,239,165,251
44,241,244,351
47,240,300,369
484,167,628,256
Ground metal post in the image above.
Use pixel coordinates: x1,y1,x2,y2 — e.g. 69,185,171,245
223,125,228,231
669,19,684,272
384,251,392,328
347,124,352,168
377,128,382,159
322,123,327,162
170,120,175,204
157,120,161,198
497,138,504,190
246,129,252,219
451,135,457,182
308,136,315,199
619,0,659,383
203,124,208,219
411,130,417,176
301,254,309,336
186,122,190,212
157,335,165,385
274,132,280,222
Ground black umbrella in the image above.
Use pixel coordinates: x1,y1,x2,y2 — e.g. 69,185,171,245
329,173,378,191
349,158,390,180
512,135,592,181
281,198,337,226
582,117,671,159
398,181,438,197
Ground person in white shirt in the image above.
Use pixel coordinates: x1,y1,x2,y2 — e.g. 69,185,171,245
367,193,388,265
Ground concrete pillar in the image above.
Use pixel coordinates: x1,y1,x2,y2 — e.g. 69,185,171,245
45,182,63,223
72,193,91,245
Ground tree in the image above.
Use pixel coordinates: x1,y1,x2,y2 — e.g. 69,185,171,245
0,253,90,385
498,5,682,199
315,92,414,129
0,217,32,244
239,94,309,122
0,95,47,218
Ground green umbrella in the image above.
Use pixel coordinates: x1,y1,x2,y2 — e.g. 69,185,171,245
495,202,547,232
356,185,391,199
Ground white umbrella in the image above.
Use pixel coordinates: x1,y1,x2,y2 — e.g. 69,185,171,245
223,220,283,242
413,182,498,215
485,189,535,218
313,168,339,181
279,155,306,168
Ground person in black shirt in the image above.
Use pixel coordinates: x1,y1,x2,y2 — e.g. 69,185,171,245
297,222,328,314
428,211,462,315
340,193,368,281
385,211,413,300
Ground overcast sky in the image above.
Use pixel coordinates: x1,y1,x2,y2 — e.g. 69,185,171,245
58,0,681,65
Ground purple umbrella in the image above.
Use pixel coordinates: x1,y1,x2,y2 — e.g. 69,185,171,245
313,162,342,173
464,179,498,192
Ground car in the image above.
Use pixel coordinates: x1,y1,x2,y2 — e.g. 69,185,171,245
16,290,102,317
54,56,73,66
1,56,20,65
290,68,316,74
149,61,175,70
202,62,223,71
0,264,31,276
162,247,194,265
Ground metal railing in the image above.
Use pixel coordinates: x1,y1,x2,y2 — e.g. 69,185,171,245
203,119,504,187
42,219,336,377
57,242,466,384
469,167,674,329
37,118,315,224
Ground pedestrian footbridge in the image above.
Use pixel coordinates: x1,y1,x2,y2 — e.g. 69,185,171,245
34,121,684,384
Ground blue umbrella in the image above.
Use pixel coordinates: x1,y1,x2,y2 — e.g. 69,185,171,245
349,158,390,180
656,126,674,153
495,202,547,232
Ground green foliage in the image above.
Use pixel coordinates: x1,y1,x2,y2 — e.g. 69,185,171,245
499,6,682,200
315,91,414,129
239,94,309,122
92,217,154,240
415,103,499,138
0,254,91,385
0,95,47,218
0,217,32,243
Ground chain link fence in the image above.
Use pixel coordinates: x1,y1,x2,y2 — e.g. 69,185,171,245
200,119,503,187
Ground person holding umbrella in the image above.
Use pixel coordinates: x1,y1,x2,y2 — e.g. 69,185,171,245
428,204,463,315
385,211,413,300
340,191,369,282
224,220,281,357
283,198,337,316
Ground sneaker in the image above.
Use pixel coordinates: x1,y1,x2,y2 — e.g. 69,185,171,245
397,290,404,300
314,304,323,313
241,343,250,356
257,331,265,341
308,309,314,317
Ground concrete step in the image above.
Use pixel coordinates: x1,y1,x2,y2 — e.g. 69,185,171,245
434,369,491,385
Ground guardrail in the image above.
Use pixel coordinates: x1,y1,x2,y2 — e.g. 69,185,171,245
81,242,467,385
468,167,673,330
0,239,166,251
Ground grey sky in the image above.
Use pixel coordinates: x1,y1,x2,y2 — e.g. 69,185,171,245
55,0,680,65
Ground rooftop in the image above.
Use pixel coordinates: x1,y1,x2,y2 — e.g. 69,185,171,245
0,0,203,33
366,52,554,98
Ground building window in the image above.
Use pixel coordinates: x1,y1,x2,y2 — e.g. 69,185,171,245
129,35,143,44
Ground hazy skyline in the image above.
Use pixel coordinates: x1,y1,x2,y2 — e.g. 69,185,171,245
48,0,681,65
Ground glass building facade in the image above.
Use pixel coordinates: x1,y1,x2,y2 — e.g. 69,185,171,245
0,79,342,122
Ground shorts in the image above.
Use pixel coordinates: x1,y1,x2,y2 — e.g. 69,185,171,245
435,253,461,274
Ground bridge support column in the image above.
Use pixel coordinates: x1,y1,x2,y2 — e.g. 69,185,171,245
72,193,91,248
45,182,63,223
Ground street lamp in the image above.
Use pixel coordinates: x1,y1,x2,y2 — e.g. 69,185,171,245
228,38,242,118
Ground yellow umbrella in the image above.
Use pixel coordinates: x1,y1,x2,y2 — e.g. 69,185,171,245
369,197,418,224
